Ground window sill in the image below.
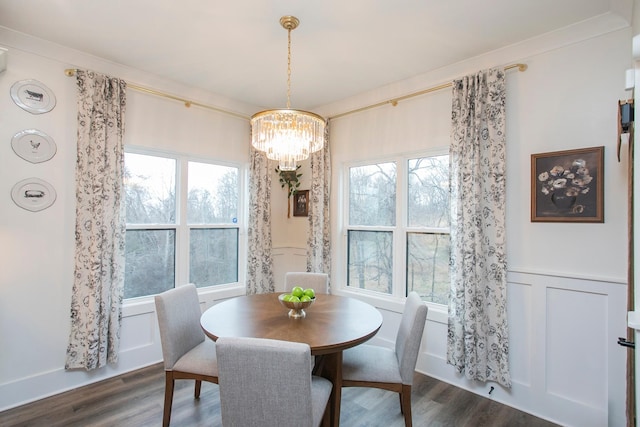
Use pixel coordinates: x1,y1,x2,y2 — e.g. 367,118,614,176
122,283,246,317
332,288,448,324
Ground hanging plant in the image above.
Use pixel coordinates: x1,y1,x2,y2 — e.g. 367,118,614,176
275,165,302,217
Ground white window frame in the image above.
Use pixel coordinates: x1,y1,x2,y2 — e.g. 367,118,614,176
124,145,247,303
338,148,450,320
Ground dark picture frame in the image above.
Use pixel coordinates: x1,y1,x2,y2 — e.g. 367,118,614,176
293,190,309,217
531,146,604,223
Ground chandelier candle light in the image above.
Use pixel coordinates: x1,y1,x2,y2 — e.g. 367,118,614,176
250,16,326,171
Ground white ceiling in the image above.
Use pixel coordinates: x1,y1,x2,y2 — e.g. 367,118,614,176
0,1,632,111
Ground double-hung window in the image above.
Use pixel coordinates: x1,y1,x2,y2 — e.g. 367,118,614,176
123,149,242,299
345,152,450,305
347,162,396,294
406,155,450,304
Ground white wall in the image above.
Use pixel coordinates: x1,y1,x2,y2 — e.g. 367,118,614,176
322,15,631,427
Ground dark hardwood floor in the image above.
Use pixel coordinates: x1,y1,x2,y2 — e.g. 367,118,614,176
0,363,560,426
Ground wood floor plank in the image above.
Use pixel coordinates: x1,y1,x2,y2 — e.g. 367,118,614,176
0,363,560,427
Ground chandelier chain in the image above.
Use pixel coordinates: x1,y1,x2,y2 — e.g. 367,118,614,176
286,27,292,109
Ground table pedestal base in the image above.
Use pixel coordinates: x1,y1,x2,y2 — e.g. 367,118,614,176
319,351,343,427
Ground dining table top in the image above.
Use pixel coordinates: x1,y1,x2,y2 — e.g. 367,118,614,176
200,292,383,356
200,292,383,427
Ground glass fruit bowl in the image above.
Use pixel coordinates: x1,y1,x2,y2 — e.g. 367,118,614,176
278,293,315,319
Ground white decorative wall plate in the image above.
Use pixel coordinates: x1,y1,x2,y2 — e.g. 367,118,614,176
11,178,57,212
10,79,56,114
11,129,57,163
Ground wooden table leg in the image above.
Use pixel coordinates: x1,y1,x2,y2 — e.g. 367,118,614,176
320,351,343,427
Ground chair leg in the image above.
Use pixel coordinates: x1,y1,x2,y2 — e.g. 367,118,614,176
194,379,202,398
400,384,412,427
163,372,175,427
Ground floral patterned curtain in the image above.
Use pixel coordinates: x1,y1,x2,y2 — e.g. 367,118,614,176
66,70,126,370
447,67,511,388
246,146,275,294
306,123,331,286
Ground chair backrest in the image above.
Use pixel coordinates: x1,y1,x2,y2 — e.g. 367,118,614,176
217,337,315,427
395,291,428,385
154,284,205,370
284,272,329,294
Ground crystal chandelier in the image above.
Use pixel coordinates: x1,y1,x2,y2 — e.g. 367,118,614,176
251,16,326,171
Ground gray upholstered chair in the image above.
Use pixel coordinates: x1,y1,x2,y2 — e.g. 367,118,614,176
341,291,427,427
216,336,333,427
284,272,329,294
154,284,218,427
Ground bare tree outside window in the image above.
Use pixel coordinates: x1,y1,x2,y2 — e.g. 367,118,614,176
349,163,396,226
345,154,450,304
123,153,240,299
187,162,238,224
407,155,450,304
188,161,239,287
125,229,175,298
347,163,396,294
348,230,393,293
124,153,176,299
407,156,449,228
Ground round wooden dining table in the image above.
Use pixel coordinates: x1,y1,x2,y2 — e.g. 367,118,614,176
200,292,383,427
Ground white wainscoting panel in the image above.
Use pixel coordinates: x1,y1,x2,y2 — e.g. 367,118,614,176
505,271,625,427
546,287,607,408
408,270,626,427
120,311,156,352
272,246,307,292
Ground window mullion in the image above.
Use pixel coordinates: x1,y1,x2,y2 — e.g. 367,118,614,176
176,158,189,286
395,158,407,299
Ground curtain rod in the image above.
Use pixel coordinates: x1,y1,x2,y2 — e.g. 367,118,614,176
64,68,249,120
328,63,527,120
66,63,526,122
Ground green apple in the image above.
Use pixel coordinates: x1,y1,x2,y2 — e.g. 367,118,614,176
289,295,301,303
303,288,315,299
291,286,304,298
300,295,311,302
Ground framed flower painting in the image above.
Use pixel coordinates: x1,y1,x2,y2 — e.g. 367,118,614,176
531,146,604,223
293,190,309,217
